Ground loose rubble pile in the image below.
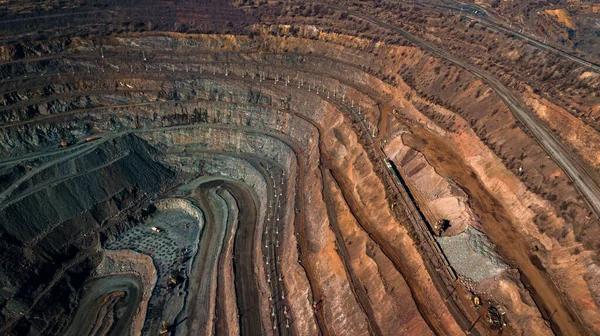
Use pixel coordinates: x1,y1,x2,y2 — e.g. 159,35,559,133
438,227,508,282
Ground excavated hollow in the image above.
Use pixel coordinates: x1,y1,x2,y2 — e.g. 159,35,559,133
0,12,599,336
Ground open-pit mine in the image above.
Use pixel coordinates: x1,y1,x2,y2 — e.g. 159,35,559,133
1,0,599,335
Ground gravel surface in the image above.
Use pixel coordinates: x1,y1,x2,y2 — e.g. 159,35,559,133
104,209,202,332
437,227,508,282
105,211,199,278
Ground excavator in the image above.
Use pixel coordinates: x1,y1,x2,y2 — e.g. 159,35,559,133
167,272,185,290
159,321,171,335
160,317,188,335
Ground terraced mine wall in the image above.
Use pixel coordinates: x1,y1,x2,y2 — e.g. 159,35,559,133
0,2,599,335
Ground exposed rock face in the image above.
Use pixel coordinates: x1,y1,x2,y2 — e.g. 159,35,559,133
79,249,157,336
386,136,478,236
1,1,599,335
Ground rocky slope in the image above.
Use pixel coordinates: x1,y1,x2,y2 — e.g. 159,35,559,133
0,1,599,335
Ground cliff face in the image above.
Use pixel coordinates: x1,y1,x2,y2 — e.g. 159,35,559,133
0,134,175,334
0,1,599,335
